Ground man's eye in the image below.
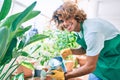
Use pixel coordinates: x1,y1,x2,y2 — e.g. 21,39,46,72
59,20,64,24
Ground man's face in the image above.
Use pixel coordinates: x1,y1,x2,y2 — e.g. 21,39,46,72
58,17,80,32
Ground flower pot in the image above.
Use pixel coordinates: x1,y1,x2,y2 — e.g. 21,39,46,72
65,60,74,72
16,65,33,78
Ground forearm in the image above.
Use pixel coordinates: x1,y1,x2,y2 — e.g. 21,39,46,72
65,64,94,79
65,55,99,79
71,47,86,55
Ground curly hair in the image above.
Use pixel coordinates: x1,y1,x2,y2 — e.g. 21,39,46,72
51,1,87,30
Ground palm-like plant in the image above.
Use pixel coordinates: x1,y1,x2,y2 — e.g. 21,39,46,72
0,0,48,79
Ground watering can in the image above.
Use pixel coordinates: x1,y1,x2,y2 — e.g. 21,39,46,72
48,56,67,73
40,56,66,80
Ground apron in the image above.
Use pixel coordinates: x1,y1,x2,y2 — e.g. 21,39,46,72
76,23,120,80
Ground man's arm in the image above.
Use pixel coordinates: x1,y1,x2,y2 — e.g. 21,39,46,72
65,54,99,79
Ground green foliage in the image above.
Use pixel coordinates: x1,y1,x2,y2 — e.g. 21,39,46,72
0,27,9,62
0,1,41,65
0,0,49,79
38,30,79,65
1,38,17,64
11,2,37,31
0,0,12,21
0,11,40,28
42,30,78,53
53,30,78,51
25,34,49,46
40,54,51,66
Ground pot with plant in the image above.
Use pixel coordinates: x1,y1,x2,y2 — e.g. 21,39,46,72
41,30,79,71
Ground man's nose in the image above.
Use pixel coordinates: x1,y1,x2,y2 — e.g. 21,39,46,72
63,21,67,26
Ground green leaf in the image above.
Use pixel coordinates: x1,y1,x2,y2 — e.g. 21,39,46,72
0,38,17,65
18,39,25,50
11,1,37,31
0,11,40,28
25,34,49,46
0,27,9,64
0,0,12,21
15,25,32,37
29,45,41,54
21,61,34,70
19,51,29,57
0,13,20,28
22,10,40,23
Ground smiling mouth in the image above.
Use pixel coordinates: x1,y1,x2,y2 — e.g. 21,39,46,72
68,27,71,31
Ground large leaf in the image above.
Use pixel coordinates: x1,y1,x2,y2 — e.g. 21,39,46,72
0,11,40,28
0,38,17,65
11,1,37,31
25,34,49,46
22,10,40,24
0,0,12,21
0,27,9,64
0,13,20,28
15,25,32,37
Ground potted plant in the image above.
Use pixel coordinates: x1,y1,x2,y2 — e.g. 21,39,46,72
15,61,34,78
0,0,49,79
39,29,79,72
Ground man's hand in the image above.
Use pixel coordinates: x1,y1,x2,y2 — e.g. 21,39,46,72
60,48,72,59
49,70,65,80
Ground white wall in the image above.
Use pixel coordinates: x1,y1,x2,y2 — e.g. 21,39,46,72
11,0,63,33
78,0,120,30
98,0,120,30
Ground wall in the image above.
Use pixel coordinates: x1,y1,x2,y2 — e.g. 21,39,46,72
98,0,120,30
78,0,120,30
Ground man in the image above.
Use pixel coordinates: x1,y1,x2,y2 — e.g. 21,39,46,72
51,1,120,80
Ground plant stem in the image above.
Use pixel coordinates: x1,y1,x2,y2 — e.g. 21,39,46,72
0,64,5,72
0,57,18,80
6,64,20,80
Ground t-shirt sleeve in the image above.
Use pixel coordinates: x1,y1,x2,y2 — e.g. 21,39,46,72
85,32,105,56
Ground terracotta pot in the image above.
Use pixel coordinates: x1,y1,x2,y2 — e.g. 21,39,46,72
65,60,74,72
16,65,33,78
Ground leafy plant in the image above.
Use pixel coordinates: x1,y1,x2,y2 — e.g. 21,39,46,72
0,0,49,79
38,29,79,65
42,30,78,53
